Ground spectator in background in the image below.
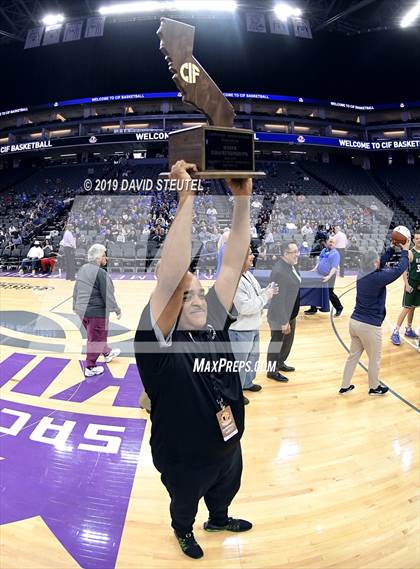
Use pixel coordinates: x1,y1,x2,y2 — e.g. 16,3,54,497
60,223,76,281
206,204,217,224
229,247,278,403
40,240,57,274
215,228,230,277
314,224,328,245
19,240,44,274
267,242,301,382
301,222,313,239
264,229,274,252
73,244,121,377
11,232,22,249
299,241,311,257
333,225,348,277
299,241,311,270
305,237,344,317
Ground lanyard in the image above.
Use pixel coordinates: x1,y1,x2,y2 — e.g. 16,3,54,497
187,331,226,410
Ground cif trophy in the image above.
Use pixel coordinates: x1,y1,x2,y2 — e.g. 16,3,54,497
157,17,265,179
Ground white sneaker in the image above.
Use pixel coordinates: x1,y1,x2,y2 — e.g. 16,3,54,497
104,348,121,363
84,365,104,377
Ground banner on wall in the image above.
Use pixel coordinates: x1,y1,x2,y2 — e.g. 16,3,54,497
2,91,420,116
63,21,83,43
245,12,267,33
84,16,105,38
268,15,290,35
1,131,420,156
42,24,62,46
292,17,313,39
24,27,44,49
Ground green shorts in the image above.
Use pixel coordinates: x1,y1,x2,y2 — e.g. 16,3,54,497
403,283,420,308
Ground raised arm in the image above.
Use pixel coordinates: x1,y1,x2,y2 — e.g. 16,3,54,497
150,161,197,337
215,178,251,311
379,246,395,268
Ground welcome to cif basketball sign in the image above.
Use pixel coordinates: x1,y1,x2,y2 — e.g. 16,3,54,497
1,131,419,156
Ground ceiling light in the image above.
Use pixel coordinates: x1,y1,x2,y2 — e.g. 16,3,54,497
42,14,65,25
99,1,237,15
274,3,302,22
400,1,420,27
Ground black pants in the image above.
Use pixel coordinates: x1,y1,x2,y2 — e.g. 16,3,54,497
267,318,296,371
63,246,76,280
160,444,242,535
310,275,343,312
336,248,345,277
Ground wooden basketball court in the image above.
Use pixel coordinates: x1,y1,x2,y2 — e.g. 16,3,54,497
0,274,418,569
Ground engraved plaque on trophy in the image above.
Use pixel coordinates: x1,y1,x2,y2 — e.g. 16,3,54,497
157,18,265,179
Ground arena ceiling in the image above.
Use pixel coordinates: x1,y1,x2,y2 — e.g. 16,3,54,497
0,0,417,44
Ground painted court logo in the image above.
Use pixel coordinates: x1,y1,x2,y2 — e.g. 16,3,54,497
0,352,146,569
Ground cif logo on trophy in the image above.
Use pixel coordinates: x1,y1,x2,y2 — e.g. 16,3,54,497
180,62,200,84
157,18,265,179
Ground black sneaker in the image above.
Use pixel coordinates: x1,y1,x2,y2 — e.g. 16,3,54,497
304,308,317,315
278,364,295,372
339,384,355,395
369,385,389,396
243,384,262,392
175,531,204,559
243,395,250,405
334,308,343,317
204,517,253,533
267,372,289,382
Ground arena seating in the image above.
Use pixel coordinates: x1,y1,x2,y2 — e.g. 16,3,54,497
374,165,420,222
0,160,417,276
300,161,415,229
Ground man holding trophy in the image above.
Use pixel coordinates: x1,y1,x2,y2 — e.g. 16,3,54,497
134,18,265,559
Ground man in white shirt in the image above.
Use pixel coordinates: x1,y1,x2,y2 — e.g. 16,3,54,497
333,226,348,277
229,247,278,402
60,224,77,281
206,205,217,224
301,222,313,238
19,240,44,274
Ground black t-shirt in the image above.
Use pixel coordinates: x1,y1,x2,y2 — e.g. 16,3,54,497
134,286,244,471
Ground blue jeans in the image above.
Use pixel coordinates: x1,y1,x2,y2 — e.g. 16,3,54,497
228,330,260,389
20,258,39,272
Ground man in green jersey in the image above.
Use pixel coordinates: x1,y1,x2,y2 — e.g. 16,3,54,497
391,231,420,345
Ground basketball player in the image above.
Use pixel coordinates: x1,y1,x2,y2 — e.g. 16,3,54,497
391,231,420,345
134,161,252,559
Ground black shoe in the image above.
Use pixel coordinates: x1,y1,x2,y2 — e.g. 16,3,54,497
175,531,204,559
278,364,295,372
339,384,355,395
334,308,343,317
243,395,250,405
369,385,389,396
267,372,289,382
304,308,317,315
243,384,262,392
204,517,253,533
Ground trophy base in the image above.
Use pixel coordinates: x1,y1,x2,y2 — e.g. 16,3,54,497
159,171,266,179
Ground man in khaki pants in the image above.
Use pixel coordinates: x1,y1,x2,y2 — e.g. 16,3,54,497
340,239,410,396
